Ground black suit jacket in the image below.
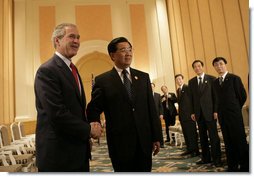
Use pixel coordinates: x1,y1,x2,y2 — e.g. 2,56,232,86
87,67,161,161
189,74,216,121
34,54,91,171
177,84,192,122
161,92,177,125
153,92,163,117
213,73,247,125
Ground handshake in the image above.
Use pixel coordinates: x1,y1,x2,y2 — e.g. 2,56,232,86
90,122,103,139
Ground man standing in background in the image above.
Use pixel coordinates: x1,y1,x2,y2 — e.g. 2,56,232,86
175,74,199,157
161,85,177,143
212,57,249,172
188,60,221,167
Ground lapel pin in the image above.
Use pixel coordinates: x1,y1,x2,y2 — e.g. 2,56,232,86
134,76,138,80
205,80,208,83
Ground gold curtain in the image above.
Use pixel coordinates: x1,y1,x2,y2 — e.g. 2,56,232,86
0,0,15,124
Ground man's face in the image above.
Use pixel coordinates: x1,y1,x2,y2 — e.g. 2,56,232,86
110,42,132,69
161,86,168,94
55,26,80,59
175,76,184,87
213,60,227,75
193,62,204,75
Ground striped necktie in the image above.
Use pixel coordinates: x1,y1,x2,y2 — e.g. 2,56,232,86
122,69,132,99
70,63,81,93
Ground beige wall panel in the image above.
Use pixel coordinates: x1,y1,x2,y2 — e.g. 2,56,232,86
167,0,181,76
39,6,55,64
179,0,195,80
188,0,204,67
222,0,248,88
76,52,113,102
1,0,14,124
197,0,216,75
76,5,112,42
129,4,149,73
239,0,249,58
171,0,187,77
209,0,232,71
23,120,36,135
0,0,3,123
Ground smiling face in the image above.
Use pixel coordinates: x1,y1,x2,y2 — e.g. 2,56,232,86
175,75,184,87
110,42,132,69
192,61,204,76
55,26,80,59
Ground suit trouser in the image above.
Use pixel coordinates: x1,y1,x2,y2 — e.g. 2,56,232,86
197,113,221,163
111,139,152,172
220,117,249,171
180,120,199,152
158,118,164,146
38,159,90,172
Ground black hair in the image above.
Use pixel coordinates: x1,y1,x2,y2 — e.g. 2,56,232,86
212,57,227,66
175,74,184,79
192,60,204,68
107,37,132,55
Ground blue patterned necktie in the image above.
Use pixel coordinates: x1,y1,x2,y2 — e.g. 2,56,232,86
122,69,132,99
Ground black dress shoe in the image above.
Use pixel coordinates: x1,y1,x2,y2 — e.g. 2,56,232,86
181,151,191,156
196,160,211,165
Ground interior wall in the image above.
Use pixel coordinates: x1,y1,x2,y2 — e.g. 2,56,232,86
0,0,15,125
13,0,174,124
1,0,249,131
166,0,249,101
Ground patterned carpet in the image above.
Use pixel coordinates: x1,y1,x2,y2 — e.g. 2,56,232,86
90,135,228,173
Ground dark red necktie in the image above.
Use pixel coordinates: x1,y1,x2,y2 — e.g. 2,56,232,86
70,63,80,92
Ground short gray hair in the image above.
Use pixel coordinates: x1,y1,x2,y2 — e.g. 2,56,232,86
51,23,77,48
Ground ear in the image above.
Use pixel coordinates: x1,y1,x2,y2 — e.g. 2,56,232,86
55,37,61,47
110,53,115,61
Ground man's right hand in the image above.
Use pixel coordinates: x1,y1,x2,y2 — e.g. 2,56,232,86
90,122,103,139
191,114,196,121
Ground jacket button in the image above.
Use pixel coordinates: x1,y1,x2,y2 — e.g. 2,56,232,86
132,108,135,111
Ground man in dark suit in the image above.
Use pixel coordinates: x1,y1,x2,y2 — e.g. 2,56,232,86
34,23,102,172
86,37,161,172
175,74,199,157
188,60,221,167
212,57,249,172
151,83,164,148
160,85,177,143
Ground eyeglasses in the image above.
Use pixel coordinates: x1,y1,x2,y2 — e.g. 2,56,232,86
117,47,133,53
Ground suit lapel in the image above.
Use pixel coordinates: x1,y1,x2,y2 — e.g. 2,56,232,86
130,68,139,101
199,75,207,95
111,68,132,104
54,55,84,105
221,73,230,88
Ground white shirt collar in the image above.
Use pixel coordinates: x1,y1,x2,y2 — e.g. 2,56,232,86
197,72,205,80
55,51,72,70
114,66,130,74
220,71,228,81
114,66,131,82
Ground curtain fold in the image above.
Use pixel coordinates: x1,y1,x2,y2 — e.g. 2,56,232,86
0,0,15,124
